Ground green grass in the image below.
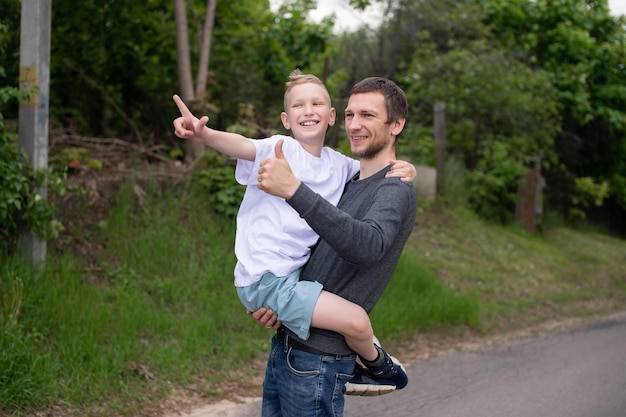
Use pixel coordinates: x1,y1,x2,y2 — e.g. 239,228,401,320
371,254,480,337
2,180,626,416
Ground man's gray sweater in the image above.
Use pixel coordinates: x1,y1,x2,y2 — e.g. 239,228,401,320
283,166,417,356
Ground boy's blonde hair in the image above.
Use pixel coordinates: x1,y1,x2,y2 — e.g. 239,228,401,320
284,69,331,110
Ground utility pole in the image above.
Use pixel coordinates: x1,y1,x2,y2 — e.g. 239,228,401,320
18,0,52,266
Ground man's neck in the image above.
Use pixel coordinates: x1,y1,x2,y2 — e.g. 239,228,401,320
358,150,396,180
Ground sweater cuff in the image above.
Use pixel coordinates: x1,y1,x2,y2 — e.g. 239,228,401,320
287,182,316,215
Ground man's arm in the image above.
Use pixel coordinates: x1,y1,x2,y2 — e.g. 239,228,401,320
258,140,415,264
292,179,413,265
173,94,256,161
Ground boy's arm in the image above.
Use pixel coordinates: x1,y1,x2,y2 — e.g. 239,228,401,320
172,94,257,161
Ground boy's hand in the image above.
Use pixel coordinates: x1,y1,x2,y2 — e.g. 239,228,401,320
387,159,417,183
172,94,209,141
247,307,281,329
257,139,301,199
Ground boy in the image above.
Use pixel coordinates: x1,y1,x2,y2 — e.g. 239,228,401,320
172,70,413,389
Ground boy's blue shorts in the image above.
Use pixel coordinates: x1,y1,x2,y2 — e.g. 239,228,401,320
237,267,323,340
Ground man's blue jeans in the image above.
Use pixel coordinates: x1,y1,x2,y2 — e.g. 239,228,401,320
262,336,356,417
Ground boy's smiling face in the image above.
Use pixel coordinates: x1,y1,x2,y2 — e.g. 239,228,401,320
281,83,336,151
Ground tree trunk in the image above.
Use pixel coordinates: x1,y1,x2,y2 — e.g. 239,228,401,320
196,0,217,99
173,0,193,101
174,0,217,163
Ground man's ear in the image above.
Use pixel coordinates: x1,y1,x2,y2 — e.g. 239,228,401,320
328,107,337,126
391,118,406,136
280,111,290,130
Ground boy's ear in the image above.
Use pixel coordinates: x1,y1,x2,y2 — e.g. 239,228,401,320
280,111,290,130
328,107,337,126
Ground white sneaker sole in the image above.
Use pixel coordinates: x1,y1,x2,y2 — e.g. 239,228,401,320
344,335,407,396
344,381,396,396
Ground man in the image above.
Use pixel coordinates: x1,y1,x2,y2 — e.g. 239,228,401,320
253,76,417,417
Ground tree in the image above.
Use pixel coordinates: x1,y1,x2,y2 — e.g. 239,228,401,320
405,39,560,169
173,0,218,162
479,0,626,217
50,0,179,139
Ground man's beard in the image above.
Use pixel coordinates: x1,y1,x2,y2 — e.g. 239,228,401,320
352,138,387,159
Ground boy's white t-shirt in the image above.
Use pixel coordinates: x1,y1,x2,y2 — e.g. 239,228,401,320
233,135,360,287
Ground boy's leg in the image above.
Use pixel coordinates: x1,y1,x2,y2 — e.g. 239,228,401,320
311,291,379,361
312,291,408,390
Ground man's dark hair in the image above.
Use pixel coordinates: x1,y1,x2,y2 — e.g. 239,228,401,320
351,77,408,124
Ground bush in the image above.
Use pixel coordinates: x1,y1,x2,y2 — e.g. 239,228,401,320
467,140,525,224
190,150,246,218
0,127,69,251
0,71,74,252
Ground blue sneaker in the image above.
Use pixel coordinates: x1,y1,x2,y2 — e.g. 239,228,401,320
361,345,409,390
344,363,396,396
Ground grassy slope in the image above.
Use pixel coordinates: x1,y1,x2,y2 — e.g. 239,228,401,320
409,207,626,325
2,186,626,417
378,207,626,363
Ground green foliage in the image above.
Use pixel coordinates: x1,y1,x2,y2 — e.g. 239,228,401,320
322,0,626,227
404,38,560,170
396,123,436,166
0,5,21,121
191,151,246,218
479,0,626,213
221,0,335,130
4,0,626,228
0,102,69,251
569,176,610,220
401,31,560,222
52,147,89,168
0,146,68,250
1,9,79,252
467,141,526,223
49,0,180,138
192,166,246,218
50,147,103,171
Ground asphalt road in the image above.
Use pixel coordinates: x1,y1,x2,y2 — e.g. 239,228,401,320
177,311,626,417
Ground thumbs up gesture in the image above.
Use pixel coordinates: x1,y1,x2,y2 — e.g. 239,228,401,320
257,139,301,199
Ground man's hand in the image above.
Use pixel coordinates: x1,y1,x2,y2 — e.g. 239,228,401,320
247,307,282,329
172,94,209,141
257,139,301,199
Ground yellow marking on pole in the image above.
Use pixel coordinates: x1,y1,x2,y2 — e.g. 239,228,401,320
19,66,38,106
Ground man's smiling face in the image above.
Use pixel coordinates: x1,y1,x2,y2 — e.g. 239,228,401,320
344,91,395,159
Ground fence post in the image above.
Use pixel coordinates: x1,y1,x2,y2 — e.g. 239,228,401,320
515,154,545,232
434,101,446,194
